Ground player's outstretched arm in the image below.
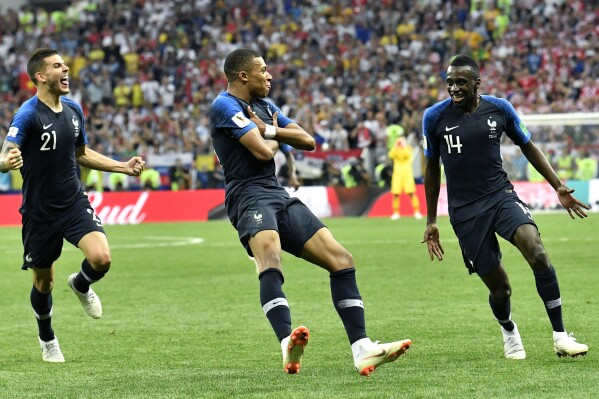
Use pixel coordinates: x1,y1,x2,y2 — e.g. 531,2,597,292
520,141,589,219
0,141,23,173
76,145,145,176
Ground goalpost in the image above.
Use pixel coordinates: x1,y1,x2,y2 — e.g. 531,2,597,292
520,112,599,127
502,112,599,173
510,112,599,211
519,112,599,154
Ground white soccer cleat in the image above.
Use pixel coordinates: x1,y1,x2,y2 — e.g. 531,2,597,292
414,212,423,220
281,326,310,374
39,336,65,363
67,273,102,319
390,213,400,220
502,324,526,360
353,337,411,377
554,332,588,358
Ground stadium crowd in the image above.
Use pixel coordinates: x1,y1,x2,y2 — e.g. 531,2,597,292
0,0,598,191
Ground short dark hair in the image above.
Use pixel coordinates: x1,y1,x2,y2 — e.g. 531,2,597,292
449,54,480,78
27,48,58,85
224,48,260,82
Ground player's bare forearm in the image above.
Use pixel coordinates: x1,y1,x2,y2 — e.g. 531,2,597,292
0,141,22,173
265,139,280,157
274,124,315,151
240,129,280,161
77,146,144,176
77,146,124,172
520,141,562,190
423,157,441,224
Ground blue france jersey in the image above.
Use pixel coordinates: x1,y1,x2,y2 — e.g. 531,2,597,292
422,95,531,223
209,92,293,199
6,95,88,221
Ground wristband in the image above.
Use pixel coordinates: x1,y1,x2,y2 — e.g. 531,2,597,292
264,124,276,139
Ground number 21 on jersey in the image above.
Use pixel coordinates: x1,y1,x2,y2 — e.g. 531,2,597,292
41,130,57,151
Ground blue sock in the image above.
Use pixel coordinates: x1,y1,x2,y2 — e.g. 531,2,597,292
330,268,367,344
534,265,564,332
30,285,54,342
74,259,108,293
259,268,292,342
488,294,514,331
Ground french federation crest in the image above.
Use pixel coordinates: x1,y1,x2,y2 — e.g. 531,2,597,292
72,115,80,137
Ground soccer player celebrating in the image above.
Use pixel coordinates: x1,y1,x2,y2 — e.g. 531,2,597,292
210,48,411,376
421,54,589,359
0,48,145,362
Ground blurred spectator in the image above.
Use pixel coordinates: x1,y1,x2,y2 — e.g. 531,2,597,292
196,166,210,189
0,170,11,193
139,164,161,190
341,157,370,188
556,147,576,180
512,148,529,181
386,124,405,151
321,159,343,187
169,158,191,191
329,123,350,151
374,158,393,188
207,163,225,189
108,172,128,192
575,149,598,180
85,169,104,192
0,0,596,191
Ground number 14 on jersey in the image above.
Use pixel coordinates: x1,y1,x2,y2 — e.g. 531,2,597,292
443,134,463,154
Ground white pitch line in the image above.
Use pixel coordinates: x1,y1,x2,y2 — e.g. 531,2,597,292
0,237,206,254
109,237,205,250
0,235,592,255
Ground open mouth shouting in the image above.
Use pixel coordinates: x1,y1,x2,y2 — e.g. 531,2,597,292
60,75,69,89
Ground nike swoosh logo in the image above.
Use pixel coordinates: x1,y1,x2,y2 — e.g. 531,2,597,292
445,125,459,131
43,123,53,130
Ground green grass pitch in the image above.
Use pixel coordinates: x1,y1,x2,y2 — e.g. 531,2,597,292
0,214,597,398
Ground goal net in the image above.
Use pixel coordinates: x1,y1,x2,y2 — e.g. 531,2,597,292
502,112,599,181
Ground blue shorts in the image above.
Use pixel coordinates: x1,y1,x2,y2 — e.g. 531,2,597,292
452,194,537,276
235,195,325,257
21,196,105,270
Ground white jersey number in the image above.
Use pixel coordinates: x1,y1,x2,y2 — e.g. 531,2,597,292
40,131,57,151
516,201,534,220
443,134,463,154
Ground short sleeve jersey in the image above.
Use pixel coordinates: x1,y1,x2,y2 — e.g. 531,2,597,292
209,92,294,206
422,95,531,224
6,95,88,221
